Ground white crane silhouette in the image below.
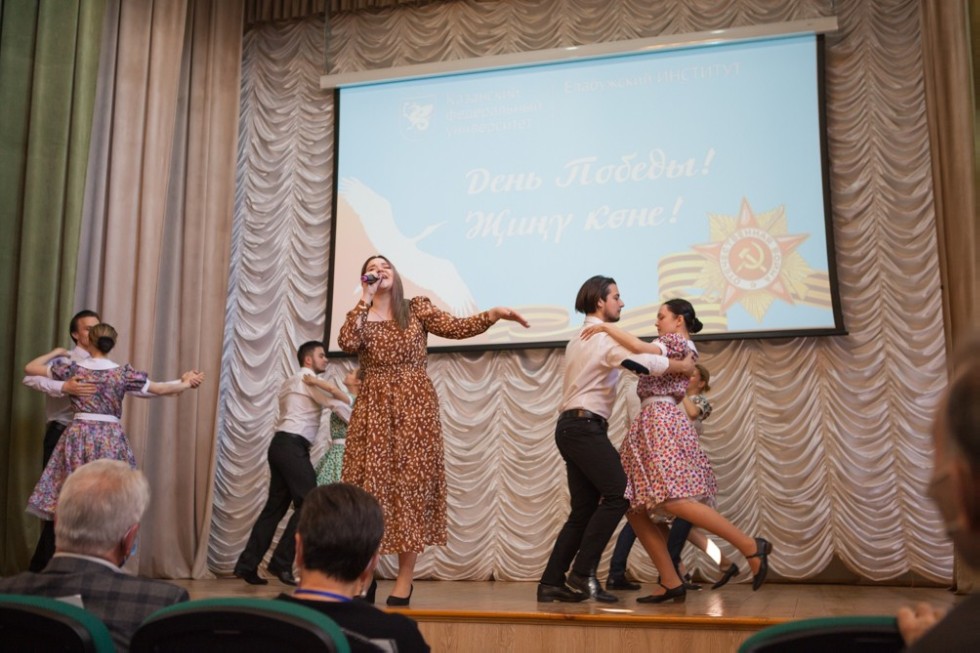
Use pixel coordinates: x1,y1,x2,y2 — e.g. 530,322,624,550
340,177,478,316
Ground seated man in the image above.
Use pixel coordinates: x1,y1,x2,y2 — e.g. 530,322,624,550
0,460,188,652
898,339,980,650
278,483,430,652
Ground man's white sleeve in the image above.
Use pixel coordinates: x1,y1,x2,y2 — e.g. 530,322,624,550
22,374,65,398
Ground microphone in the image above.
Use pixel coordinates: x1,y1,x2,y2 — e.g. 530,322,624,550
361,274,381,284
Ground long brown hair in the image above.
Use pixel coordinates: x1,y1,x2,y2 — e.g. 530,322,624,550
361,255,410,330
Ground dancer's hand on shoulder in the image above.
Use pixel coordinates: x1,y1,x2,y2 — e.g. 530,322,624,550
581,324,610,340
677,352,696,376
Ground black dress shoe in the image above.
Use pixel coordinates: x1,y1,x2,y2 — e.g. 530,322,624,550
270,569,297,586
234,569,268,585
536,583,587,603
711,563,739,590
567,572,618,603
386,584,413,607
748,537,772,591
606,576,641,591
637,583,686,604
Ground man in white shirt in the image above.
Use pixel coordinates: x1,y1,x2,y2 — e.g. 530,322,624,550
22,310,100,571
538,275,694,603
234,340,335,586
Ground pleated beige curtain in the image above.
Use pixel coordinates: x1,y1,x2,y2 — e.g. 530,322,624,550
920,0,979,352
74,0,243,578
213,0,963,585
919,0,980,591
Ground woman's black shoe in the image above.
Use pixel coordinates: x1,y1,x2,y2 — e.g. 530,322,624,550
711,563,739,590
387,584,413,607
606,576,641,591
682,573,702,591
636,583,686,604
748,537,773,591
359,579,377,604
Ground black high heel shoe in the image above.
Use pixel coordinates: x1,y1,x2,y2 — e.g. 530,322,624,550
711,563,739,590
386,584,413,607
682,572,702,591
360,579,377,604
636,583,686,604
748,537,772,591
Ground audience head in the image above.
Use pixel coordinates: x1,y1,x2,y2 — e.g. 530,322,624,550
660,298,703,335
296,483,384,583
87,323,118,355
69,310,101,347
54,460,149,563
928,338,980,565
575,275,621,322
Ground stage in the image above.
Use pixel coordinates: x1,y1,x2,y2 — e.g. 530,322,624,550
171,578,958,651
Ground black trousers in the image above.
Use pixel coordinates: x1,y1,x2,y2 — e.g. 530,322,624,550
29,421,68,572
235,432,316,575
540,414,628,585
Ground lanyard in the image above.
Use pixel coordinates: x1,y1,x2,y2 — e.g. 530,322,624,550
293,589,353,602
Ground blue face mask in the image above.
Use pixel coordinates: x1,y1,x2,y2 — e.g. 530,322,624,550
121,527,139,566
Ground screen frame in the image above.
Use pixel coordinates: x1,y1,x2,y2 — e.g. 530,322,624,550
323,21,846,356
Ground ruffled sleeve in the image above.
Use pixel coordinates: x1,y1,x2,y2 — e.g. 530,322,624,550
338,300,372,354
692,394,712,421
411,296,493,340
49,360,75,381
123,365,150,393
658,333,690,359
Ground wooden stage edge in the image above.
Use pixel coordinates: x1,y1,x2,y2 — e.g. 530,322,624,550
172,578,958,651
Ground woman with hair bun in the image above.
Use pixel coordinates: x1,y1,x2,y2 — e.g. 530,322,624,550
581,299,771,603
24,323,204,521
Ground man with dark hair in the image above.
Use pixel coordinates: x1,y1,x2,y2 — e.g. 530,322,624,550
235,340,334,586
0,460,188,652
898,339,980,650
538,275,695,603
278,483,430,652
22,309,101,571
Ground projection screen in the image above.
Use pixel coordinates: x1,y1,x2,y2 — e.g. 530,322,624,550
325,31,843,353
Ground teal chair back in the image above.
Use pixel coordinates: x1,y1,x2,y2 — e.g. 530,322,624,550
739,615,903,653
0,593,116,653
130,597,351,653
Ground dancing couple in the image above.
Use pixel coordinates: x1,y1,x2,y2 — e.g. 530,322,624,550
539,276,772,603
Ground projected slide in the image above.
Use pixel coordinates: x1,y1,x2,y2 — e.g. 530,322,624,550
328,34,840,352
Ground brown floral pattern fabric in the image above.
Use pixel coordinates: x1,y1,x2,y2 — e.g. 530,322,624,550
339,296,492,553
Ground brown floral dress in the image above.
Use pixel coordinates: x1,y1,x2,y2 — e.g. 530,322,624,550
339,296,493,553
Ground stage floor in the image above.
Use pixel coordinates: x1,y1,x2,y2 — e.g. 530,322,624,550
169,578,959,651
172,576,957,622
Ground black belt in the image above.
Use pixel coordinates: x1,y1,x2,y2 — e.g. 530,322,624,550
559,409,607,424
274,431,312,449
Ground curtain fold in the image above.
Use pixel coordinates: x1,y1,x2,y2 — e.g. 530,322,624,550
919,0,978,352
0,0,105,574
73,0,243,578
213,0,960,584
919,0,979,592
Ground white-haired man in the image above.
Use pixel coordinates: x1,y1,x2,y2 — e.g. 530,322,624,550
0,459,188,652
